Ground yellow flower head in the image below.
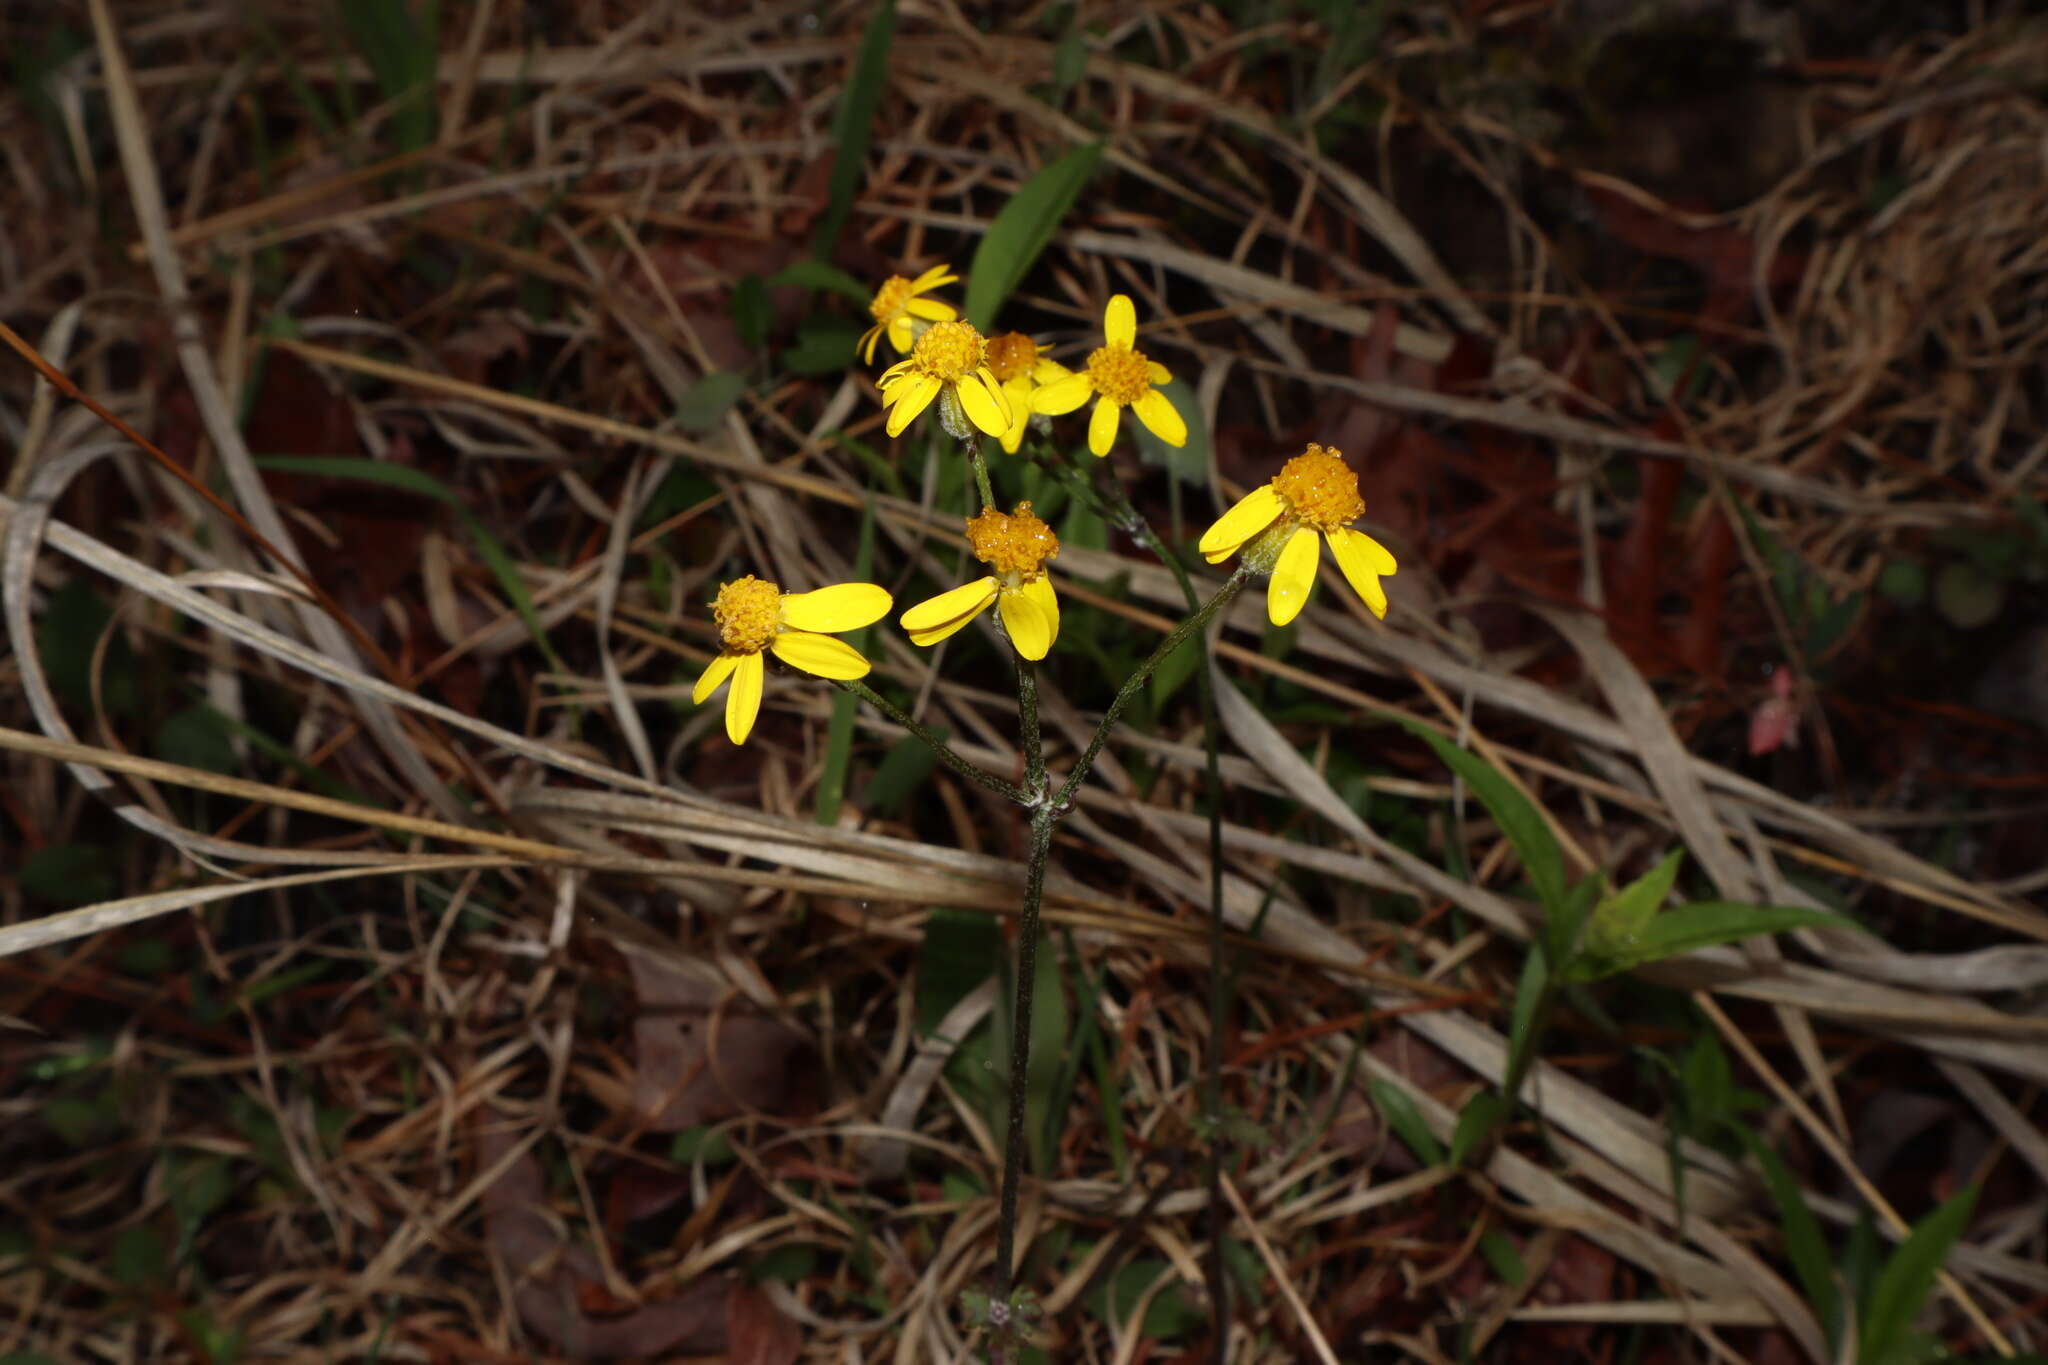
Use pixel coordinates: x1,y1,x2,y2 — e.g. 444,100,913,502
876,320,1012,441
1029,294,1187,457
1197,443,1399,626
693,576,894,743
899,502,1062,660
983,331,1068,454
858,264,958,364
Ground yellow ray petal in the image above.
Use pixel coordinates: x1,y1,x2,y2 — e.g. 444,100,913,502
900,577,999,639
1031,370,1093,415
885,374,941,436
905,297,956,322
1104,293,1136,349
1266,527,1321,626
1146,360,1172,384
1032,358,1072,384
1325,528,1397,619
1198,484,1284,563
1087,395,1121,456
859,322,886,365
997,587,1052,660
956,370,1011,437
886,315,917,354
1131,388,1186,447
770,630,871,680
725,651,765,744
1019,574,1060,651
692,651,740,705
779,582,892,633
909,263,957,292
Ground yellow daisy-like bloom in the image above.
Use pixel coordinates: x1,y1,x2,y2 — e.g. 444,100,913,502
1197,443,1399,626
984,331,1069,454
899,502,1062,661
1030,294,1187,457
693,576,893,744
876,320,1012,440
858,264,959,364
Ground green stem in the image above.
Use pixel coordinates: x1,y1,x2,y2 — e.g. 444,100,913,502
832,679,1026,804
991,650,1048,1310
968,440,996,510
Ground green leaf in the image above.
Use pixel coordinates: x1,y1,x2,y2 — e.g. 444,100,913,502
36,579,138,716
812,0,897,257
964,141,1104,330
1934,560,2003,629
1088,1258,1206,1339
1679,1033,1734,1126
768,259,870,304
865,732,942,816
1369,1077,1444,1167
1450,1092,1509,1168
1050,26,1088,93
1568,902,1865,983
1128,377,1208,486
782,316,861,375
676,371,746,435
112,1223,168,1288
20,844,117,907
1479,1228,1527,1288
1877,559,1926,604
1148,634,1203,714
1862,1185,1978,1365
917,909,999,1034
748,1243,819,1284
1501,947,1550,1097
1581,850,1684,959
730,274,770,350
1737,1126,1842,1351
1392,716,1567,913
668,1126,735,1166
156,704,238,776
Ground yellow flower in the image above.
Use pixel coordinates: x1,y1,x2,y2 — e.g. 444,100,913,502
858,264,959,364
1197,443,1398,626
876,320,1012,440
693,576,892,744
984,331,1068,454
899,503,1061,660
1030,294,1187,457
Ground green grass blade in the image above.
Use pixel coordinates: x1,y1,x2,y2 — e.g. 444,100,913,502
1737,1126,1843,1352
965,141,1104,331
1861,1184,1978,1364
1392,715,1567,914
812,0,898,258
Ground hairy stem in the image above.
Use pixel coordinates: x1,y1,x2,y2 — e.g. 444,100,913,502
832,679,1026,804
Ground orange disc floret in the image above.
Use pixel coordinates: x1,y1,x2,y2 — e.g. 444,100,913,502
713,575,782,653
1272,444,1365,533
966,502,1059,580
1084,344,1152,404
909,320,987,381
984,332,1040,383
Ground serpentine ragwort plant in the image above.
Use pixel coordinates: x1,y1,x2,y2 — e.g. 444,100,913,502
691,271,1398,1351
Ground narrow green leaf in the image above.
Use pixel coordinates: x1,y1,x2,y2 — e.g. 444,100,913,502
1581,849,1685,958
768,259,871,303
916,908,999,1034
1502,947,1550,1097
812,0,897,257
782,316,861,375
730,274,771,349
1862,1185,1978,1364
1392,715,1566,913
1369,1077,1444,1167
1479,1228,1527,1288
675,370,749,435
1568,903,1864,982
1450,1092,1509,1168
964,141,1104,330
1737,1127,1841,1351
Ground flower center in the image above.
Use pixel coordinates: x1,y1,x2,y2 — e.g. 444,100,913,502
869,275,914,322
1084,344,1153,405
1272,444,1365,533
910,320,986,381
985,332,1039,384
966,502,1059,580
712,575,782,654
